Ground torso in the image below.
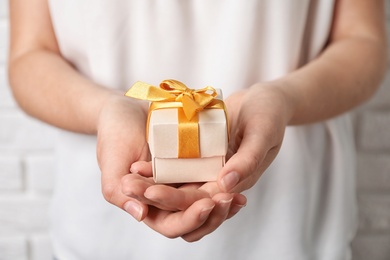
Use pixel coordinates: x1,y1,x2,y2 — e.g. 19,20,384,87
49,1,356,259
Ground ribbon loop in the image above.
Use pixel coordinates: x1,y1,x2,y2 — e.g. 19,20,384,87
125,80,228,159
126,79,218,120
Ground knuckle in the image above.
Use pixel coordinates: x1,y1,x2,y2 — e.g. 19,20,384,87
245,151,262,174
163,230,180,239
182,235,201,243
120,184,133,197
120,176,134,196
101,184,116,203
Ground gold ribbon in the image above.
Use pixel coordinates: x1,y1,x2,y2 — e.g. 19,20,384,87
125,79,227,158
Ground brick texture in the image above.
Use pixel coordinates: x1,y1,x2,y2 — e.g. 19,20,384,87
0,236,27,260
357,111,390,152
25,155,55,194
0,19,8,65
30,234,53,260
0,112,57,153
0,156,22,191
350,1,390,259
357,194,390,232
352,233,390,260
0,0,8,19
0,1,390,260
0,69,16,108
0,198,50,235
357,154,390,192
0,1,56,258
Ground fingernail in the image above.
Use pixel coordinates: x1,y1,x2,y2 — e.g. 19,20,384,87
129,166,138,174
123,201,143,221
218,198,233,205
229,202,246,216
232,202,247,212
219,198,233,207
219,198,233,215
235,202,247,208
221,172,240,191
199,205,215,221
144,190,161,203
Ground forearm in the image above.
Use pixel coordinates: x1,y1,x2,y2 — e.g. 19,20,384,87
275,34,387,125
8,0,126,134
8,49,119,134
264,0,388,125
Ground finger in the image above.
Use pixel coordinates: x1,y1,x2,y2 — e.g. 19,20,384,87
198,183,247,219
122,173,203,211
143,198,216,239
96,98,152,221
121,173,155,201
130,161,153,177
198,181,221,197
223,135,282,194
122,198,149,221
100,158,150,222
121,173,177,211
226,193,247,219
98,127,149,202
144,183,210,211
101,179,149,221
181,193,233,242
218,129,268,192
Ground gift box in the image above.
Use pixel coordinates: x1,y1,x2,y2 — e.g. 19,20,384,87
125,80,228,183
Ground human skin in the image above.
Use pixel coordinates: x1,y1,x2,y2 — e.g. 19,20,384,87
8,0,387,242
7,0,247,240
124,0,388,241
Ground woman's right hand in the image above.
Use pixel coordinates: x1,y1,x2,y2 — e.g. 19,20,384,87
96,94,152,220
97,93,246,241
128,161,247,241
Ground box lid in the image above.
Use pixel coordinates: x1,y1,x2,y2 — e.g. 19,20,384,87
148,107,228,158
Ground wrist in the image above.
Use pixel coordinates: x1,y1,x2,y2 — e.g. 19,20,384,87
247,82,298,126
95,90,148,135
85,88,121,135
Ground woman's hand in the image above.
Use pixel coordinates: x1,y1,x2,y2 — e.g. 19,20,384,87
218,83,296,193
97,94,247,242
122,82,296,241
127,162,247,241
97,94,151,220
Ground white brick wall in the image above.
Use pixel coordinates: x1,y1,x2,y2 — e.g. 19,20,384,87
0,1,389,259
0,1,55,259
351,2,390,259
0,236,28,260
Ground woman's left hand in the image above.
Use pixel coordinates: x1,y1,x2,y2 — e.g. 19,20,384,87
122,163,247,242
218,82,295,193
126,82,295,241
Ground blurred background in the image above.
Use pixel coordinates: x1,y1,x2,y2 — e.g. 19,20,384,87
0,1,389,260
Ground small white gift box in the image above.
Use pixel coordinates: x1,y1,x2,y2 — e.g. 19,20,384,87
125,80,228,183
149,104,228,183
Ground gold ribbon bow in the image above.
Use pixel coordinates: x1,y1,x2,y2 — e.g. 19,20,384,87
125,79,227,158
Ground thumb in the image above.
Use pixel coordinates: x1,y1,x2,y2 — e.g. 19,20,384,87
218,130,276,193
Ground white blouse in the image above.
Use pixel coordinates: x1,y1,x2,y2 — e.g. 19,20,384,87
49,1,357,259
